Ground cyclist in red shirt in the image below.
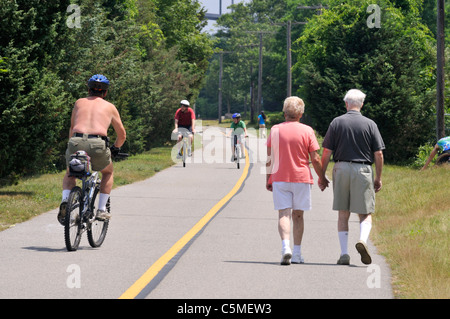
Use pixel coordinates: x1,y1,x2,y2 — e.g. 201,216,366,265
173,99,196,157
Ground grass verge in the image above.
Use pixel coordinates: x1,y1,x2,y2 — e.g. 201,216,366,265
372,165,449,299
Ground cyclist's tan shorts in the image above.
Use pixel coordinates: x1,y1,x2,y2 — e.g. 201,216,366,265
65,134,111,172
332,161,375,214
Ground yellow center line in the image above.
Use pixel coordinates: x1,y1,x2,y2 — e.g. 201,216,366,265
119,148,250,299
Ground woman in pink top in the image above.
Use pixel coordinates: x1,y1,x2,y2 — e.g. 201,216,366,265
266,96,328,265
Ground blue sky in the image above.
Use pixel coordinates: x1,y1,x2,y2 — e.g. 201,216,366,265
199,0,250,33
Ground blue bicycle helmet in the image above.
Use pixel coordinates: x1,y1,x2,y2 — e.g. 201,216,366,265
88,74,110,91
232,113,241,119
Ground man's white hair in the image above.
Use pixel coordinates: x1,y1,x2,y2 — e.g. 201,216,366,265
343,89,366,108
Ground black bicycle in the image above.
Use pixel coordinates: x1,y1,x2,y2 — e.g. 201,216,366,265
436,151,450,166
179,130,190,168
64,151,128,251
233,134,246,169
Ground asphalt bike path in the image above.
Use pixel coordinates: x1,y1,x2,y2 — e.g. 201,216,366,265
0,126,392,299
145,132,393,299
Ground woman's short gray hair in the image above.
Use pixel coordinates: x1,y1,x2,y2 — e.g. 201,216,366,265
343,89,366,108
283,96,305,119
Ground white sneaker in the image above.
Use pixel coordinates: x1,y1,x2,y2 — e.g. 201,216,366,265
291,253,304,264
96,209,111,221
280,247,292,265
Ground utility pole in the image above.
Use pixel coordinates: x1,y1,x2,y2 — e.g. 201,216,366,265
216,43,256,123
244,30,276,118
285,21,306,97
436,0,445,139
258,32,263,116
287,20,292,97
218,52,223,123
287,4,327,97
217,51,232,123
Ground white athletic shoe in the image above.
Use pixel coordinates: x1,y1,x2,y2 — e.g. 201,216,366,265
291,253,304,264
96,209,111,221
280,247,292,265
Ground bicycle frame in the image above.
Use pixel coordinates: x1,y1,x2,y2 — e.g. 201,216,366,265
233,134,243,169
179,131,191,167
79,171,100,223
65,152,127,251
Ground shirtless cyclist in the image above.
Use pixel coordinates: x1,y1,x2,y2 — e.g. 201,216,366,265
58,74,126,225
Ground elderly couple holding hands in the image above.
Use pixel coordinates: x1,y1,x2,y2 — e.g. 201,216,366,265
266,89,385,266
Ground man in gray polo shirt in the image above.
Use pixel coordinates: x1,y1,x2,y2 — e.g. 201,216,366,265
321,89,385,265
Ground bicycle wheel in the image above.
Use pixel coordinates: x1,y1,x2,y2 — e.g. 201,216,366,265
64,186,83,251
236,145,240,169
182,140,187,167
87,186,109,248
436,153,450,166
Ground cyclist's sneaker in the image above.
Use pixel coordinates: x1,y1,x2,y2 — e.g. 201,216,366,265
231,155,236,162
188,148,192,157
96,209,111,221
337,254,350,265
291,253,304,264
280,247,292,265
57,201,67,225
355,240,372,265
177,151,182,159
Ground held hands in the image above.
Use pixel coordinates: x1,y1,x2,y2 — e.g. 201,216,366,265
318,176,330,192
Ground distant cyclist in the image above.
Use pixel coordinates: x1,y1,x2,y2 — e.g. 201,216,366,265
258,111,267,138
229,113,248,161
173,99,195,157
421,136,450,170
59,74,126,225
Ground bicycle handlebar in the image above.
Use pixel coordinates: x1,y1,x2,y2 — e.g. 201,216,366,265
112,152,129,161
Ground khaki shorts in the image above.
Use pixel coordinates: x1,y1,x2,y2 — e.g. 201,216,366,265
332,161,375,214
65,135,111,172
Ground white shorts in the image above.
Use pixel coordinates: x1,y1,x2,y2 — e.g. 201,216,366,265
272,182,312,211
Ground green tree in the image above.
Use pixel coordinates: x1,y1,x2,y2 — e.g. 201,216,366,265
294,0,436,162
0,0,71,179
0,0,215,180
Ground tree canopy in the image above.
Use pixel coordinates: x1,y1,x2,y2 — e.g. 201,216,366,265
295,0,437,162
0,0,214,180
198,0,449,163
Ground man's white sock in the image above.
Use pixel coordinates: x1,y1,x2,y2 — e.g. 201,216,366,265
293,245,301,255
62,190,71,201
282,239,290,251
338,231,348,256
98,193,110,211
359,220,372,243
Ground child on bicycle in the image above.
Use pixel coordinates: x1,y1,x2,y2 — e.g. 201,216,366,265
229,113,248,161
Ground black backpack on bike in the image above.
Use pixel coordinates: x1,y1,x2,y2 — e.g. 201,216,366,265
69,151,91,177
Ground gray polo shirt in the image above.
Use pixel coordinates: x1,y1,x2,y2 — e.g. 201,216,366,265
322,110,385,163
